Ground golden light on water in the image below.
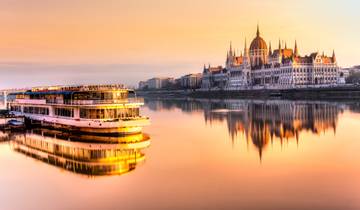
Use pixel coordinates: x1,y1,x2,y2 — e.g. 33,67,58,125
4,128,151,177
1,99,360,209
0,0,360,209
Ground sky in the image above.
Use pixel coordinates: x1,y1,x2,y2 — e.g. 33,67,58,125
0,0,359,88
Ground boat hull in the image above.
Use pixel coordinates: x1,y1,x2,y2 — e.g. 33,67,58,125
18,113,150,135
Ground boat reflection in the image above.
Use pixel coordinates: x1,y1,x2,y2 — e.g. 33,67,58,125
9,128,150,177
146,99,344,159
0,130,10,142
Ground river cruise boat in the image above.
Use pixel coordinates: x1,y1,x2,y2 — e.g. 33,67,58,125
7,84,149,135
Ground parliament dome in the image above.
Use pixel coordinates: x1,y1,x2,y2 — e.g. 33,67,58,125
250,26,268,51
249,25,268,69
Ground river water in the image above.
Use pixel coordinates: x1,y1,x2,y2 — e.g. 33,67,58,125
0,99,359,210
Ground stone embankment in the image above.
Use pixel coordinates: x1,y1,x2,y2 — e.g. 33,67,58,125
137,86,360,100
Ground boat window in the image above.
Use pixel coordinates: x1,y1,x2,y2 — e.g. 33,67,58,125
23,106,49,115
80,108,140,119
55,108,74,117
73,91,128,101
10,105,22,112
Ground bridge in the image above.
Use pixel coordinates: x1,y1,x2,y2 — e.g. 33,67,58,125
0,88,29,110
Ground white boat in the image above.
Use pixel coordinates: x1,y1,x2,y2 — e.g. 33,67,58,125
7,84,149,135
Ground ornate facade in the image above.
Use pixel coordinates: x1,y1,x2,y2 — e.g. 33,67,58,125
201,65,228,89
202,25,340,90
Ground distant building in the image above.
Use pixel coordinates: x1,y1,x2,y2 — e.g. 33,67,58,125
344,66,360,84
201,65,228,89
174,78,182,88
162,77,175,88
138,81,148,90
138,77,175,90
339,68,350,78
180,73,202,89
338,68,350,84
351,65,360,73
344,66,360,74
147,78,161,89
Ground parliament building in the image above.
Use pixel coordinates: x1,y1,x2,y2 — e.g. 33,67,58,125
202,25,340,89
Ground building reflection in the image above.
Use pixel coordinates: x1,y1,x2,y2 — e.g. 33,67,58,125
206,100,341,159
9,128,150,177
146,99,343,159
146,99,204,114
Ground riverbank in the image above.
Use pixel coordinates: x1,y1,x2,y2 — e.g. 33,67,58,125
137,86,360,100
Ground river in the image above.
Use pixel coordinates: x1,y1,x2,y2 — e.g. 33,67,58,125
0,99,359,210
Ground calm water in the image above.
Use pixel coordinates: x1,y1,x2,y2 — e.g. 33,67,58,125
1,99,360,210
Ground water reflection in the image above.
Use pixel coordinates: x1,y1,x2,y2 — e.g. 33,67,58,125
0,130,11,142
146,99,345,159
8,128,150,177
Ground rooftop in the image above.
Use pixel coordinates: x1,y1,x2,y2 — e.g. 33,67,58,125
7,84,130,95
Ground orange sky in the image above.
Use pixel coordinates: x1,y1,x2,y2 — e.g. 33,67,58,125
0,0,359,87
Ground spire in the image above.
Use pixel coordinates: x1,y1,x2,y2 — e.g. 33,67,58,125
285,42,287,49
278,39,281,50
332,50,336,62
278,39,282,57
244,38,248,56
294,40,299,56
268,41,272,55
256,23,260,37
229,41,233,54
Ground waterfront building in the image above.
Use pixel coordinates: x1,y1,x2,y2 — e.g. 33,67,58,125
180,73,202,89
138,77,175,90
338,68,349,84
225,41,252,89
206,25,340,90
343,65,360,84
138,81,148,90
201,65,228,89
7,84,149,135
348,65,360,73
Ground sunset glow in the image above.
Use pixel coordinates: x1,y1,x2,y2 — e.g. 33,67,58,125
0,0,359,88
1,0,359,65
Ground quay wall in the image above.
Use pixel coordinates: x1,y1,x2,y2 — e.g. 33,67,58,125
137,86,360,100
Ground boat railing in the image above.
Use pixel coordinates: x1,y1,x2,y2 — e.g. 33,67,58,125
14,99,47,105
13,97,144,105
63,98,144,105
